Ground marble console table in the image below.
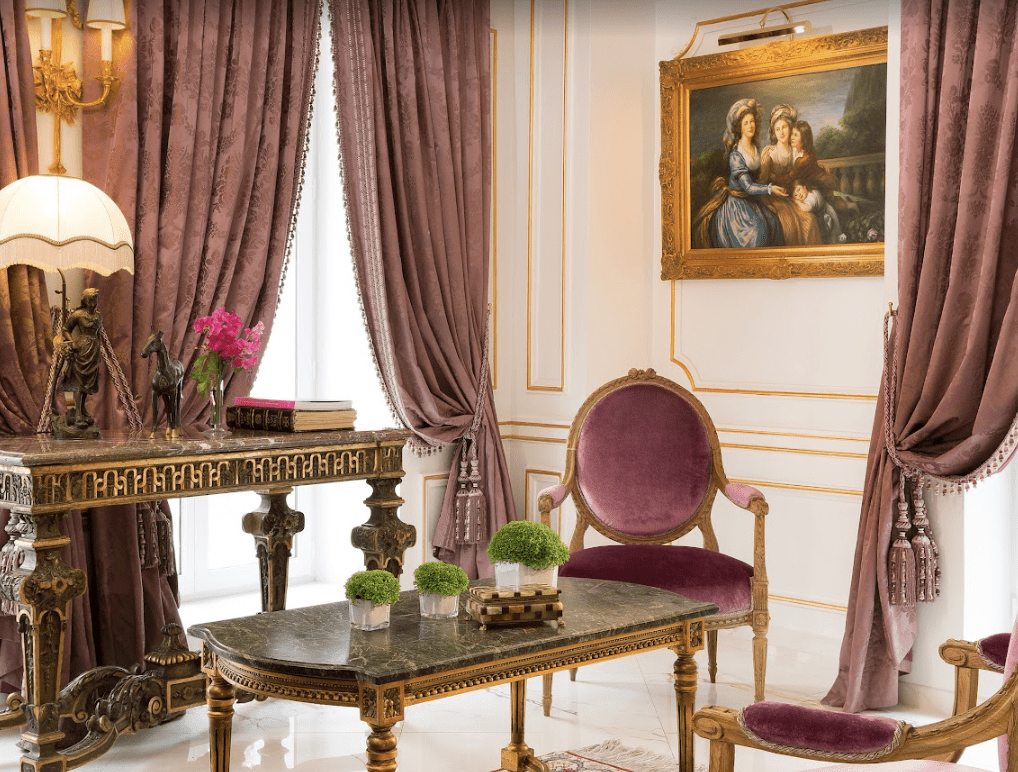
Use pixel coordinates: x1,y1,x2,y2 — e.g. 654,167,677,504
192,577,716,772
0,428,414,772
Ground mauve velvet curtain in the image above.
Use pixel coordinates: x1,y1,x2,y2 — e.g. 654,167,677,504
0,0,97,695
329,0,516,577
825,0,1018,712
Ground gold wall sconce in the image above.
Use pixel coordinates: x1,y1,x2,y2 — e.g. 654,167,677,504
26,0,127,175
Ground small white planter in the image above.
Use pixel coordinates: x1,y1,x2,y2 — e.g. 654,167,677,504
349,599,391,631
419,592,460,619
493,562,559,591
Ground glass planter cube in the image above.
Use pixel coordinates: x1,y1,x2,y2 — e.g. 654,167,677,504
493,562,559,591
419,592,460,619
349,599,391,631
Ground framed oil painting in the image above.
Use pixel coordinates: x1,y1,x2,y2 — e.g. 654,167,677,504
660,27,887,280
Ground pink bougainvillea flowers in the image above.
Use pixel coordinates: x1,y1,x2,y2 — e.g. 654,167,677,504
191,308,263,399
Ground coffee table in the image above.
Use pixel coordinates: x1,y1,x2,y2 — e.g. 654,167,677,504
190,577,716,772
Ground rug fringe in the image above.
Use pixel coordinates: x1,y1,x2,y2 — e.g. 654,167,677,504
573,739,684,772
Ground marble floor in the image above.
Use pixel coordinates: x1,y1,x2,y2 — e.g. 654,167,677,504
0,584,999,772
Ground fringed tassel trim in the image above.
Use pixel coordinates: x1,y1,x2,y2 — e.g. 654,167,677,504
910,476,939,602
887,472,916,607
453,439,486,545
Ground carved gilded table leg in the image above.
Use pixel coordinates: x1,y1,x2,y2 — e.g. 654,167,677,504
673,620,705,772
0,508,87,772
501,679,550,772
242,488,305,613
351,477,415,578
207,658,237,772
360,682,403,772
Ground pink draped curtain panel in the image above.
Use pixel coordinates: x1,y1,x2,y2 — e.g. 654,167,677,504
825,0,1018,712
0,0,319,693
0,0,97,695
329,0,517,577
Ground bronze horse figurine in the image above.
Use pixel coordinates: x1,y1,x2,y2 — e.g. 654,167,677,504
141,330,184,438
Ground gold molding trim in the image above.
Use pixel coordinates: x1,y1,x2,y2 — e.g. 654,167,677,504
500,434,568,445
498,420,570,430
730,477,862,497
720,442,867,460
526,0,567,393
670,282,879,401
718,427,869,443
421,473,448,564
769,593,847,613
525,469,563,536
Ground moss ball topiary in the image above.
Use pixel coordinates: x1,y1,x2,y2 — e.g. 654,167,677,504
413,562,469,596
345,569,401,605
486,521,570,570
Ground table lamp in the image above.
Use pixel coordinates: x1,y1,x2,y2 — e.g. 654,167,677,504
0,174,134,438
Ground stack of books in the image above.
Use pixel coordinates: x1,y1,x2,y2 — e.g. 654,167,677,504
226,398,356,432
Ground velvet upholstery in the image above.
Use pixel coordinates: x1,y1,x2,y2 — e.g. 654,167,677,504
998,612,1018,771
576,383,711,537
559,544,752,614
742,702,904,757
539,484,570,510
978,632,1010,670
726,482,765,509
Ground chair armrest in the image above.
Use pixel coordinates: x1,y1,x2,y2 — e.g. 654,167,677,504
537,481,573,528
723,482,767,513
940,635,1007,674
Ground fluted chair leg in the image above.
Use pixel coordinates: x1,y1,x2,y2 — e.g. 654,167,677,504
569,667,577,681
752,627,767,702
542,674,553,717
707,630,718,683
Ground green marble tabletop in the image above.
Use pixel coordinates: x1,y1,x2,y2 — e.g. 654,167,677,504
0,428,409,468
189,577,717,685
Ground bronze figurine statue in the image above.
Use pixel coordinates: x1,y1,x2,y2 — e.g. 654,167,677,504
141,330,184,439
51,287,102,439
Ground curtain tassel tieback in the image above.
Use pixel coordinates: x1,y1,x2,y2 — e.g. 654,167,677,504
887,473,916,607
453,438,486,545
909,476,940,602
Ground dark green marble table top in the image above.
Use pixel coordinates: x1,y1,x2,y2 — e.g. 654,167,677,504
189,577,717,685
0,428,409,468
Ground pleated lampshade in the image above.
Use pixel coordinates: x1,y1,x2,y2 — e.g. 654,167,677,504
0,175,134,276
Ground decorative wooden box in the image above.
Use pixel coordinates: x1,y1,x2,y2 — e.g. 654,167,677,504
465,584,564,630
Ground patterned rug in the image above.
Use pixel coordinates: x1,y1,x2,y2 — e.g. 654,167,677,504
489,739,681,772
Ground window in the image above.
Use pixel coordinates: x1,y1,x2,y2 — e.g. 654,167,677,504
174,15,391,600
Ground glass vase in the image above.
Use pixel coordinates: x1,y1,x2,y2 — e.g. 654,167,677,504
419,592,460,619
205,375,230,438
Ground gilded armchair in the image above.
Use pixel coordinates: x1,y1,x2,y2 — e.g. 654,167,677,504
692,613,1018,772
537,368,769,715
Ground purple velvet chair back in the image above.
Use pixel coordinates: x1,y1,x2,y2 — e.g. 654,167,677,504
998,612,1018,770
574,380,714,540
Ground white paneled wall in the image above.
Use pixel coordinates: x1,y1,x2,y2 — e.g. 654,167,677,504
490,0,904,697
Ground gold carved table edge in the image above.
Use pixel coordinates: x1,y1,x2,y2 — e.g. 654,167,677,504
0,428,414,772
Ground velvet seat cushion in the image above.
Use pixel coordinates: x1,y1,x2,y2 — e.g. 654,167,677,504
741,702,906,758
801,762,988,772
576,383,711,538
978,632,1010,670
558,544,752,614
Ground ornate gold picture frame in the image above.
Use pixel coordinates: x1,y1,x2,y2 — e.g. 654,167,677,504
660,27,887,280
